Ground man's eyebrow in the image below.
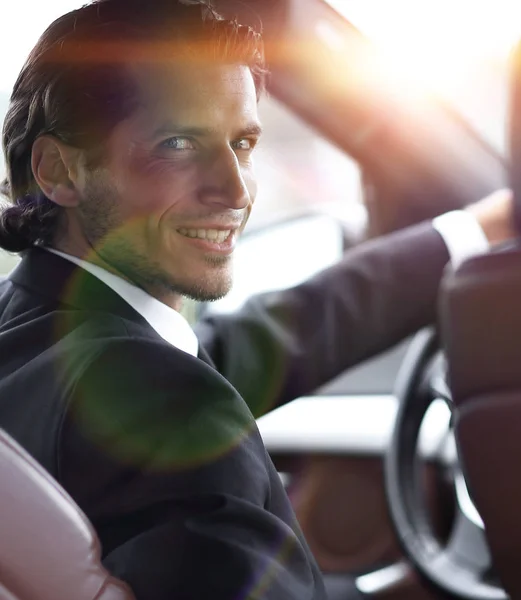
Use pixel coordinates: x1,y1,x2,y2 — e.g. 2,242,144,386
237,123,263,137
151,123,263,138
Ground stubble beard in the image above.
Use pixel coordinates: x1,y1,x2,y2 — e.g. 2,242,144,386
79,175,234,303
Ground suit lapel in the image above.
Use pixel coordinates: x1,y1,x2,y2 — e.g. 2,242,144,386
9,247,151,328
9,248,223,373
10,248,215,367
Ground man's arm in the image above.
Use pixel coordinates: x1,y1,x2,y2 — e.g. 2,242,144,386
196,190,516,418
58,338,325,600
196,222,449,417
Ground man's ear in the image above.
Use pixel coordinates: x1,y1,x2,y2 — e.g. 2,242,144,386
31,135,83,208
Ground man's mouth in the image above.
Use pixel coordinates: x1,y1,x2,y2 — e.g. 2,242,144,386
177,228,232,244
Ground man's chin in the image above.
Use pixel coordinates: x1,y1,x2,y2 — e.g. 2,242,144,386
176,273,233,303
183,286,230,303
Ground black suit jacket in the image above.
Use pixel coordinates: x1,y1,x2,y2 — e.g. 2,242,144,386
0,222,449,599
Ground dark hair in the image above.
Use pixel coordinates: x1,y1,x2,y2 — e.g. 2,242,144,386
0,0,267,252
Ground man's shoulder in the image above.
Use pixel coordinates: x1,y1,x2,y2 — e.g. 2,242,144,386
50,310,206,397
0,279,195,392
62,315,259,476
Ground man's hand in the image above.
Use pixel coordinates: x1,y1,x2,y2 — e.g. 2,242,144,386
466,188,517,246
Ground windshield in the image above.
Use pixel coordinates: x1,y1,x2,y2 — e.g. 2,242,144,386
327,0,521,154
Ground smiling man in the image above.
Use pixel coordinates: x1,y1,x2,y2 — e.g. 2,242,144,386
24,12,264,309
36,60,261,308
0,1,516,599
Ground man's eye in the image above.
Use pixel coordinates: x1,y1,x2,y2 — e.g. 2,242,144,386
232,138,255,151
161,137,196,150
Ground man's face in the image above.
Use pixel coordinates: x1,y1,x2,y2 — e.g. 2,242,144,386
76,63,261,303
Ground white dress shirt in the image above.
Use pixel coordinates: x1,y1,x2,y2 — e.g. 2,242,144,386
433,210,490,269
45,247,199,357
44,210,489,357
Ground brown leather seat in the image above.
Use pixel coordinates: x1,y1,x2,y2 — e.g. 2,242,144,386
441,246,521,598
0,428,134,600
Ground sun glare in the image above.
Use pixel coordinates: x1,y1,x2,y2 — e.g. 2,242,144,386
327,0,521,97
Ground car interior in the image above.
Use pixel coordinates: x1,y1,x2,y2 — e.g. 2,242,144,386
0,0,519,599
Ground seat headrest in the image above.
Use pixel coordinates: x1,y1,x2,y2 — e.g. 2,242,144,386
0,429,134,600
441,245,521,402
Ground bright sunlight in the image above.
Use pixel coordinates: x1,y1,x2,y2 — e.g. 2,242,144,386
328,0,521,97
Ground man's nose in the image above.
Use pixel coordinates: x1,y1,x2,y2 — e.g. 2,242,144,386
199,148,250,210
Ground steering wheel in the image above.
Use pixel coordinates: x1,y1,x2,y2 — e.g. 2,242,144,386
385,328,508,600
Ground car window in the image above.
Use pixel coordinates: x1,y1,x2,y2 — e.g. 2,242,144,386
248,96,363,233
327,0,521,154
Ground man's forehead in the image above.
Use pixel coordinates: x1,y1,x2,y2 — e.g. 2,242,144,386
121,63,260,139
132,62,258,110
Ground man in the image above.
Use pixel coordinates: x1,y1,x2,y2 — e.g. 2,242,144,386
0,1,515,598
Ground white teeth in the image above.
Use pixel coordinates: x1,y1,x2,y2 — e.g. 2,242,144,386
178,228,231,243
215,230,230,243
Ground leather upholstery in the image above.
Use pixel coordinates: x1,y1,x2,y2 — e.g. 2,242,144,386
442,246,521,400
441,246,521,598
0,429,134,600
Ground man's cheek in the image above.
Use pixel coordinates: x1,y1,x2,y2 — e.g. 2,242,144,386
119,177,172,215
131,170,197,210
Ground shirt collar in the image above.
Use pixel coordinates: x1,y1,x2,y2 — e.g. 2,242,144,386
44,247,199,357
